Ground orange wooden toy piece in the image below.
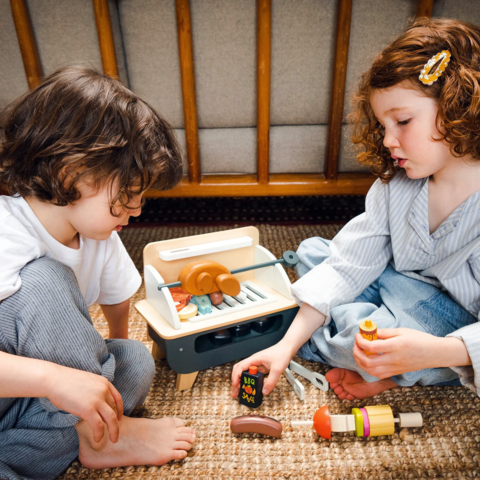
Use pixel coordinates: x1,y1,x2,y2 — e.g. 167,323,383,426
359,319,377,356
169,287,192,312
178,260,241,296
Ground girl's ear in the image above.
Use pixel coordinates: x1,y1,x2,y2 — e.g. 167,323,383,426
433,111,447,139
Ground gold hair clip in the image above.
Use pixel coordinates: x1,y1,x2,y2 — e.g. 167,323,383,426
419,50,451,86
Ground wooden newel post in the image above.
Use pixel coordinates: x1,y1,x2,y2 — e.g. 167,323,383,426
92,0,119,80
176,0,201,184
416,0,434,18
10,0,42,89
256,0,272,185
325,0,352,180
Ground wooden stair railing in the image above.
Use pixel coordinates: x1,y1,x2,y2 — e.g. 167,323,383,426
9,0,433,197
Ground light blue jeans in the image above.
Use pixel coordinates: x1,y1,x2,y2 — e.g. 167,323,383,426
296,237,476,387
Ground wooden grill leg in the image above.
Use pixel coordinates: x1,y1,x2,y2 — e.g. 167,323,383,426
150,338,166,361
176,372,198,391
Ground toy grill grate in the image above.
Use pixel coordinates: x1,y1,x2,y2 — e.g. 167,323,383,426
187,280,276,323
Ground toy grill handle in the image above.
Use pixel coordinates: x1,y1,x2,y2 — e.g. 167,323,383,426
229,251,299,274
159,280,182,290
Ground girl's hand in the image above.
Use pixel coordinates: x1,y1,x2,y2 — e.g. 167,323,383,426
353,327,471,379
46,364,124,444
231,342,295,397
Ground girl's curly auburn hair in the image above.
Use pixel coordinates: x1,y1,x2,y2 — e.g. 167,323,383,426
351,17,480,182
0,66,183,213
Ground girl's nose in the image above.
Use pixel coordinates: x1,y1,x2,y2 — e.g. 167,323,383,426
383,129,400,149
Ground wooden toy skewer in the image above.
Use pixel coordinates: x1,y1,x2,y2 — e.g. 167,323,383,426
158,251,299,291
291,405,423,439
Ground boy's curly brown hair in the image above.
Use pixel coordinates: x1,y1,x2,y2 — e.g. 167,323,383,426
0,66,183,213
351,18,480,182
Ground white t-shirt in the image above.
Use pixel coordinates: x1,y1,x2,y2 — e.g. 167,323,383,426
0,195,141,306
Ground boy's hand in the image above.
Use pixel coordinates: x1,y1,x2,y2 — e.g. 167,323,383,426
46,364,124,444
353,328,470,378
231,342,294,397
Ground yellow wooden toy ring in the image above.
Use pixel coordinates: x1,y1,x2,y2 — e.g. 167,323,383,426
351,408,364,437
419,50,451,86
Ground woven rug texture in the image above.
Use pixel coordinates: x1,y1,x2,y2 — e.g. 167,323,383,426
59,225,480,480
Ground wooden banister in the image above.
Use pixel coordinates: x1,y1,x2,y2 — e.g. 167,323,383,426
325,0,352,180
92,0,119,80
176,0,201,184
146,172,374,198
10,0,42,89
257,0,272,184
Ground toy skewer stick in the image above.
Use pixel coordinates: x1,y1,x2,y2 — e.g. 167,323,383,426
158,250,299,290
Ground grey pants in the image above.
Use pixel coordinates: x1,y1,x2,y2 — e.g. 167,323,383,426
0,257,155,480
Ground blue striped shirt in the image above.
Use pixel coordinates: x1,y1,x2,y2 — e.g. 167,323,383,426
291,171,480,395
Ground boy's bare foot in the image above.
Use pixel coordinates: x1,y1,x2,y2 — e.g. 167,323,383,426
76,416,195,469
325,368,397,400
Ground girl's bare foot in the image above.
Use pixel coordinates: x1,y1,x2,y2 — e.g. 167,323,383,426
76,416,195,469
325,368,397,400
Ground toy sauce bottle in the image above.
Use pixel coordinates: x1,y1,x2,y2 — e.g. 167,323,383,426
359,319,377,356
239,366,264,408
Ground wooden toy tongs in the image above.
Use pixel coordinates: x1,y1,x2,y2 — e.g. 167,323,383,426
284,360,329,401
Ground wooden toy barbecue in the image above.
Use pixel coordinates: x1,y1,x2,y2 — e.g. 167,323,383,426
135,227,299,391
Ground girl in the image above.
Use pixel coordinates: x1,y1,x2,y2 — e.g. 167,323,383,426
232,18,480,402
0,67,195,480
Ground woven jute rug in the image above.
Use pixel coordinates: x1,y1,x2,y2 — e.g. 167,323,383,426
60,225,480,480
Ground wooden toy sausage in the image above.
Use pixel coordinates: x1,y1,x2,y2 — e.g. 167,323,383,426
230,415,283,437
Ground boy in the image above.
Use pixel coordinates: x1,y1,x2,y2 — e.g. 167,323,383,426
0,66,195,479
